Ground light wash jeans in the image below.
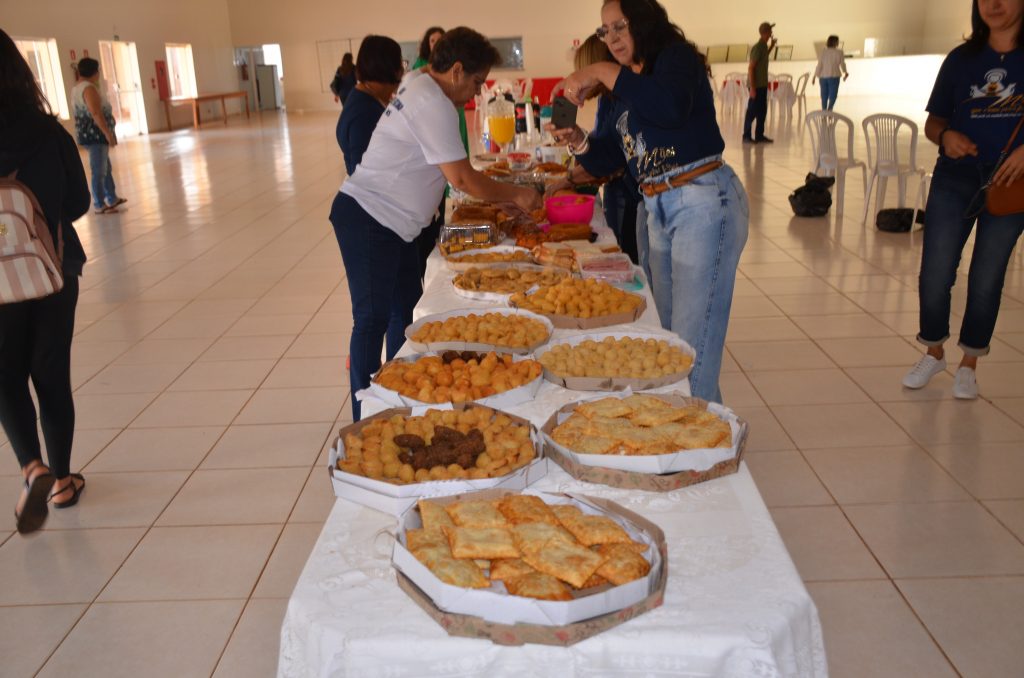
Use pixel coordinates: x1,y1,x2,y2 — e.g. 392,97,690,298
642,157,749,403
84,144,119,209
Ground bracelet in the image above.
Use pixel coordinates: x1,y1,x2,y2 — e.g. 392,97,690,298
568,135,590,157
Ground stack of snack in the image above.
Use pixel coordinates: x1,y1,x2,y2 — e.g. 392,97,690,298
514,223,593,249
374,351,543,404
405,494,652,599
444,249,534,266
539,336,693,380
453,266,568,295
550,395,732,455
336,406,536,484
510,278,643,321
409,312,551,351
534,241,623,271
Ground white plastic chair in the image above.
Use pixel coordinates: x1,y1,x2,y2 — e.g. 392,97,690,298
770,73,795,121
720,72,746,117
804,110,867,215
860,113,927,223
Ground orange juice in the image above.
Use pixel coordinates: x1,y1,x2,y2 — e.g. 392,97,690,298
489,115,516,147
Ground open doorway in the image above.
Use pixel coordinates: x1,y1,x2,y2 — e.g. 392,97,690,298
98,40,148,136
234,45,285,112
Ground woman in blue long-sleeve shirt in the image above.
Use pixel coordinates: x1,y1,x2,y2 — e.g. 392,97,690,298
552,0,748,404
335,36,404,175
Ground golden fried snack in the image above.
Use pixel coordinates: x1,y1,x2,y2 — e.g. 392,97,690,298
521,538,606,588
374,351,543,404
497,494,559,526
539,336,693,380
594,543,652,585
445,499,508,529
510,278,642,319
413,547,489,588
453,266,568,294
410,313,549,350
488,558,537,582
443,526,520,560
558,514,633,547
504,572,574,601
446,250,534,265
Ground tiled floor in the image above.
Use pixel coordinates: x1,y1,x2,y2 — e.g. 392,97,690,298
2,94,1023,677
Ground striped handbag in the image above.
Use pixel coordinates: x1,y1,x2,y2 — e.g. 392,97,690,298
0,171,63,304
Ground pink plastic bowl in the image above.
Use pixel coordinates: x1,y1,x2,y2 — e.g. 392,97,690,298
545,194,595,225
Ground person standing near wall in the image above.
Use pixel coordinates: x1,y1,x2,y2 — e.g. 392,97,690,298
813,35,848,110
0,29,91,533
330,53,357,105
743,21,775,144
335,38,404,174
71,58,126,214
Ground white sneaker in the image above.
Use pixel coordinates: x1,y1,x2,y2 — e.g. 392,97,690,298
902,354,947,389
953,366,978,400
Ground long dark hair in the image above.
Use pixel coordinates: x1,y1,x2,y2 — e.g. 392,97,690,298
0,28,50,121
612,0,702,73
339,52,354,77
419,26,445,61
965,0,1023,52
355,36,403,84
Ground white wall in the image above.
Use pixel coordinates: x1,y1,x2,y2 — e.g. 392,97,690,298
5,0,239,132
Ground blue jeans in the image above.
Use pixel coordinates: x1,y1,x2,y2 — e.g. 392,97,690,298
602,177,641,263
918,162,1024,356
743,87,768,140
819,78,840,110
642,159,749,403
330,192,422,420
84,144,118,209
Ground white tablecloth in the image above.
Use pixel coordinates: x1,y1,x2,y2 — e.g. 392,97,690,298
278,218,828,677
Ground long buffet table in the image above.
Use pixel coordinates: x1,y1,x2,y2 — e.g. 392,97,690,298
278,216,827,677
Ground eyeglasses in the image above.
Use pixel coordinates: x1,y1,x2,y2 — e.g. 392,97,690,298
595,19,629,41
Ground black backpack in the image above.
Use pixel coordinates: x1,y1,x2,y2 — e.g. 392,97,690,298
789,173,836,217
876,208,925,233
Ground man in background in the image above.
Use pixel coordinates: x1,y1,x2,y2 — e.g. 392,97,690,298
743,21,776,144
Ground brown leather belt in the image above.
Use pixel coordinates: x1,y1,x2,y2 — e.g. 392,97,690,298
640,161,723,197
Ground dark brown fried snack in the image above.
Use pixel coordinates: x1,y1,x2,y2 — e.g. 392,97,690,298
394,434,425,449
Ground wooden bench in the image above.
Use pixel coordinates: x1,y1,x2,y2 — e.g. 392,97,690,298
163,91,250,130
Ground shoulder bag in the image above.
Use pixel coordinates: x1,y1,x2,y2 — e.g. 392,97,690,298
986,114,1024,217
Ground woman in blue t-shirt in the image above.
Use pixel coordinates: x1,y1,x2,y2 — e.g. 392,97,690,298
552,0,748,404
335,36,403,175
903,0,1023,399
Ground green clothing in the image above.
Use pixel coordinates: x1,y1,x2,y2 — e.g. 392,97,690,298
749,41,770,88
411,57,428,70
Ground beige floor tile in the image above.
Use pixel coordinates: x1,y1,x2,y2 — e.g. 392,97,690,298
263,357,348,388
896,577,1024,678
133,389,253,427
77,363,186,395
746,369,869,405
72,340,133,367
253,523,324,598
0,528,144,604
731,406,796,452
214,598,290,678
1,428,121,477
925,441,1024,500
113,337,215,365
717,371,765,407
845,501,1024,577
247,295,326,316
284,332,347,358
750,276,837,295
0,604,86,677
820,274,909,293
728,295,783,318
235,386,345,424
770,507,885,581
226,314,310,337
728,340,836,371
744,451,833,507
84,426,224,472
71,393,158,429
738,261,816,279
790,313,896,339
202,422,332,469
806,581,958,678
871,311,924,335
880,399,1024,446
38,600,244,678
289,471,336,524
815,336,922,368
157,468,307,526
985,500,1024,541
198,335,295,362
841,290,920,314
993,397,1024,425
770,294,864,316
974,363,1024,398
771,403,913,449
99,525,280,601
725,317,808,342
804,446,970,504
845,365,955,402
170,359,276,391
43,471,189,529
304,311,353,334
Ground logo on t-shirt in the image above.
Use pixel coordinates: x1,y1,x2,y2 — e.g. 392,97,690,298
969,69,1016,100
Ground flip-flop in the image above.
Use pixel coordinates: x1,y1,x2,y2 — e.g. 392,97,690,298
94,205,119,214
14,471,55,534
109,197,128,207
49,473,86,509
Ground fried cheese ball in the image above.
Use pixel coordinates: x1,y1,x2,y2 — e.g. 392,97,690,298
410,313,550,349
539,336,694,379
510,278,643,318
374,352,543,404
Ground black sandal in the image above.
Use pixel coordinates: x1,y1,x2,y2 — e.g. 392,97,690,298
49,473,85,509
15,470,55,534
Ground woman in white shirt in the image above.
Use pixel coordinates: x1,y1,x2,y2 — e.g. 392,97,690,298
331,27,542,420
813,35,848,110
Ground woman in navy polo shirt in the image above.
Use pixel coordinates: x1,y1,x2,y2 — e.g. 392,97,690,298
902,0,1023,399
552,0,748,404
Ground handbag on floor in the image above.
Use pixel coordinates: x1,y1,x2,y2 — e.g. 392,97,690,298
0,170,64,304
985,115,1024,217
788,173,835,217
876,207,926,233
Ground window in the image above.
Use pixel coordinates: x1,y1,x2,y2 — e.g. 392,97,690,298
14,37,70,119
165,43,198,98
489,37,524,71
